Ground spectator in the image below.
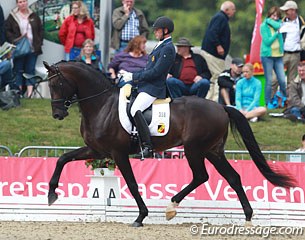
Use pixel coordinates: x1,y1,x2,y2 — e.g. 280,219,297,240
279,1,305,92
260,6,287,109
295,134,305,152
201,1,236,102
166,37,211,99
5,0,43,98
0,60,13,91
218,57,243,106
283,61,305,123
235,63,267,122
0,4,5,45
111,0,149,53
75,39,103,71
59,1,95,61
108,35,148,85
120,16,175,158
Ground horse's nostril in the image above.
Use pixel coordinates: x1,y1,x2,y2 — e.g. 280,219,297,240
53,113,60,119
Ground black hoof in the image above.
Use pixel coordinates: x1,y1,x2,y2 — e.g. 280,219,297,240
48,192,58,206
131,221,143,227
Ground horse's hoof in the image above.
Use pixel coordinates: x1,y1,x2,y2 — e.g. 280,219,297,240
245,220,252,227
166,210,177,221
165,201,178,220
131,221,143,227
48,192,58,206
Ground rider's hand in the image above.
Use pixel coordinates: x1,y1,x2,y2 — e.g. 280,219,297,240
119,70,133,82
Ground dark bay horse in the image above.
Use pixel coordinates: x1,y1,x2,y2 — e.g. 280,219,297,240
43,61,295,227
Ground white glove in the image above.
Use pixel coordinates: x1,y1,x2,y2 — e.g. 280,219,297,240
119,70,133,82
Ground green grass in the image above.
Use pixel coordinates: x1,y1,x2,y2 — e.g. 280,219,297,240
0,99,304,154
0,99,83,154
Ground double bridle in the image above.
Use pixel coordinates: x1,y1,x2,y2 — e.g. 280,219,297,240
47,64,111,108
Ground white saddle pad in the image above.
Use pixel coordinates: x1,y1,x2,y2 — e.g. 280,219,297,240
118,88,170,136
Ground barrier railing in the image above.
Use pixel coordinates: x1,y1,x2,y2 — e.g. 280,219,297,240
15,146,305,162
0,145,13,156
17,146,79,157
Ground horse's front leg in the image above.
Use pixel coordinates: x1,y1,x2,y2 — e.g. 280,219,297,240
48,146,101,205
114,153,148,227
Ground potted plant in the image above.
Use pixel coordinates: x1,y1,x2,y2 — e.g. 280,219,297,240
85,157,120,199
85,158,116,176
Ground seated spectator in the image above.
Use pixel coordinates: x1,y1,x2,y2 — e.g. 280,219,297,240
218,57,243,106
108,35,148,86
295,134,305,152
235,63,267,122
75,39,103,71
0,59,13,91
283,61,305,123
167,37,211,98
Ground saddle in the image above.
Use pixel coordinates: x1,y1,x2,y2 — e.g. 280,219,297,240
118,84,170,136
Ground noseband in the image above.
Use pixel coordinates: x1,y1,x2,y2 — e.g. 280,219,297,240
47,64,110,108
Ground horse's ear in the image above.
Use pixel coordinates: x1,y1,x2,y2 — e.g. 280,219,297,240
43,61,51,71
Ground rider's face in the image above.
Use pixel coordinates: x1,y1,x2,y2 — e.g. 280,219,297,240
154,28,163,41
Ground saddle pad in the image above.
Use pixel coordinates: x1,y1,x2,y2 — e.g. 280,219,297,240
118,88,170,136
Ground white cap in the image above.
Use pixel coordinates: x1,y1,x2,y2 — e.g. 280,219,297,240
280,1,298,11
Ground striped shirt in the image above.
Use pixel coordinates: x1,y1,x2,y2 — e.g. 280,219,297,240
121,10,140,41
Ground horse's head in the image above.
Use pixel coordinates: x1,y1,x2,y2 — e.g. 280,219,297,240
43,61,77,120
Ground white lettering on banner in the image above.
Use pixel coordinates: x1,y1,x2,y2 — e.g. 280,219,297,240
10,182,24,196
272,187,287,202
0,182,9,195
290,187,305,203
119,180,305,203
253,180,268,202
119,183,195,200
0,176,88,198
204,180,223,200
150,184,163,199
223,185,238,201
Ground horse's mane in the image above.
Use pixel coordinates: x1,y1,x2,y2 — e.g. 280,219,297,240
55,60,117,91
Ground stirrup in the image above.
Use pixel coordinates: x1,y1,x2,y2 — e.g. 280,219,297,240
139,145,153,161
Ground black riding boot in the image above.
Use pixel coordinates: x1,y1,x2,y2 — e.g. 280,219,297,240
133,110,153,159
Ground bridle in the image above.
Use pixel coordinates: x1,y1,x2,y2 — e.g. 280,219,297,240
47,64,111,108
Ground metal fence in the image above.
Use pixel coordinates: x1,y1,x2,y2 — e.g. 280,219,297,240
17,146,80,157
13,146,305,162
0,145,13,156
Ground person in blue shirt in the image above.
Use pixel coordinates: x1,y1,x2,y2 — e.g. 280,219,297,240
120,16,176,158
75,39,103,72
235,63,267,122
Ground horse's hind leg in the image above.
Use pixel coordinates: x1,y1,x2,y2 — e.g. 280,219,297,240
207,152,253,223
48,146,102,205
167,150,209,220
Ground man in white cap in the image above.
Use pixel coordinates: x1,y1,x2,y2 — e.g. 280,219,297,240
280,1,305,92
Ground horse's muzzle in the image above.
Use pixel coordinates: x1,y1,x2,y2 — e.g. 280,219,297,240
52,108,69,120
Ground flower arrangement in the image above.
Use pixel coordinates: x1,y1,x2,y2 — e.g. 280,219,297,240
85,158,116,172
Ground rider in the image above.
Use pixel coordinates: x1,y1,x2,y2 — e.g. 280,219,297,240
120,16,175,158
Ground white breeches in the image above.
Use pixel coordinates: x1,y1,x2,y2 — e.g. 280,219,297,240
130,92,157,117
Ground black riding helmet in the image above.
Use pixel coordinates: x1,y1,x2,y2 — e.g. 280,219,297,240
152,16,174,40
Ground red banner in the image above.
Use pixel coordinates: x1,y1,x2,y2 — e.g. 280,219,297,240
116,159,305,203
1,157,305,203
249,0,265,74
0,157,91,198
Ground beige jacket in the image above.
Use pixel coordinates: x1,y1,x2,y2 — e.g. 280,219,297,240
111,6,149,50
287,75,305,109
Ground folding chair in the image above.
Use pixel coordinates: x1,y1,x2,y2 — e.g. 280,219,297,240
23,73,48,98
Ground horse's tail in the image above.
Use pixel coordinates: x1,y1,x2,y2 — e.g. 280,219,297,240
223,106,296,188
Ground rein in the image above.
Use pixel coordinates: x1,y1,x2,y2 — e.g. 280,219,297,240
48,64,111,108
